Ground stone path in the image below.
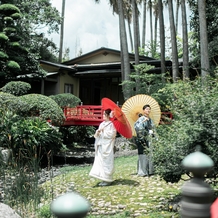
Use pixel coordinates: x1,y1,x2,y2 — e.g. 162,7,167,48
0,137,139,217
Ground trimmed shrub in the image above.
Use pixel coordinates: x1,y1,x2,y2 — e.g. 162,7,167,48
0,51,8,59
0,92,29,115
6,60,20,71
1,81,31,96
0,4,20,16
19,94,65,125
0,32,9,41
50,93,81,108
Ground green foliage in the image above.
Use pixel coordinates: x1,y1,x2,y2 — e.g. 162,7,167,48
6,60,20,70
0,92,29,115
4,16,14,22
139,41,161,59
15,0,62,64
154,75,218,182
1,81,31,96
50,93,81,108
0,109,21,148
4,26,17,33
0,32,8,41
0,91,66,210
188,0,218,68
0,92,65,155
0,108,63,163
38,36,59,62
0,4,20,15
11,12,22,19
87,212,131,218
121,64,154,95
11,118,63,163
19,94,65,125
37,155,183,218
60,125,96,146
4,169,44,206
9,41,20,47
38,204,52,218
0,2,24,83
0,1,61,85
0,51,8,59
16,0,62,34
121,63,168,110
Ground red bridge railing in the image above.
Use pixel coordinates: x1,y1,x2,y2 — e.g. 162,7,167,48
62,105,173,126
160,111,173,124
63,105,103,126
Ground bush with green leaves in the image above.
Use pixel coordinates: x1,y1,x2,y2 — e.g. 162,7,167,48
60,125,96,146
0,92,29,116
0,92,65,125
0,111,63,210
0,109,20,148
121,64,161,96
19,93,65,125
121,63,169,111
50,93,81,108
154,75,218,182
1,81,31,96
0,109,64,165
11,117,63,163
38,204,52,218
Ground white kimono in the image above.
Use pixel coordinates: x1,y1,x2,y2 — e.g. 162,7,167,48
89,121,116,182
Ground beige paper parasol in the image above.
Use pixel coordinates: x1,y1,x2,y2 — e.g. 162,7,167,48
121,94,161,136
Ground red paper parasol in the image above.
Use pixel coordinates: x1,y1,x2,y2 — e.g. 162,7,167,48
102,98,132,139
211,198,218,218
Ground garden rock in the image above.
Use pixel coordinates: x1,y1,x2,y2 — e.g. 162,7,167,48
0,147,12,165
0,203,21,218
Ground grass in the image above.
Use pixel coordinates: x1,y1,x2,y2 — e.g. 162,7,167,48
36,155,184,218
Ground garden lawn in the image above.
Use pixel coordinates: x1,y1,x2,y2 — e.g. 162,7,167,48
39,155,184,218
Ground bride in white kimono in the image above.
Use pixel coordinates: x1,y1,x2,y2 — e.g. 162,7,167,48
89,108,117,186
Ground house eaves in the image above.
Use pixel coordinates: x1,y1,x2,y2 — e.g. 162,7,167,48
40,60,76,72
74,69,121,77
62,47,156,65
69,59,172,77
73,62,124,71
72,59,172,72
136,60,172,67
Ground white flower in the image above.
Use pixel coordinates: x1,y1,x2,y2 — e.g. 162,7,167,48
149,130,153,135
109,111,114,118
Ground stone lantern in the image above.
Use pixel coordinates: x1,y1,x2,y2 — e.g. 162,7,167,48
51,192,91,218
180,149,214,218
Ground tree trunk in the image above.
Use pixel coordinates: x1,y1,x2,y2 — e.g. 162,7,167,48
127,19,134,52
132,0,140,92
154,12,158,57
132,0,140,64
141,0,147,49
149,0,153,53
117,0,131,99
181,0,189,79
175,0,180,33
168,0,179,81
59,0,66,63
198,0,210,78
158,0,166,77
